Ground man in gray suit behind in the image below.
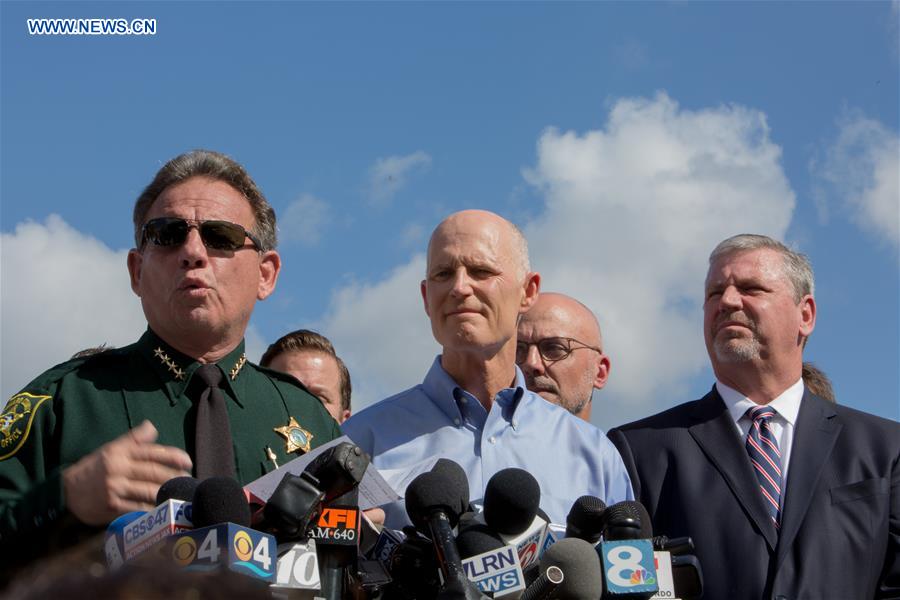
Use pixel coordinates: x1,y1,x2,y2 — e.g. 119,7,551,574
609,234,899,599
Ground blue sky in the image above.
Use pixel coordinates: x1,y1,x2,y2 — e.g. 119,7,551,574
2,1,897,429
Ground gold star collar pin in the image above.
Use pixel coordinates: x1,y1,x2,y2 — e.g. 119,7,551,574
274,417,313,454
154,347,185,381
229,354,247,380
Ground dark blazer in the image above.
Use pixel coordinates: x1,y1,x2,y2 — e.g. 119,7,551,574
609,388,899,600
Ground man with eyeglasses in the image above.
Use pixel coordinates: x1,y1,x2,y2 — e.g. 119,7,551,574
342,210,632,528
516,292,610,422
0,150,340,565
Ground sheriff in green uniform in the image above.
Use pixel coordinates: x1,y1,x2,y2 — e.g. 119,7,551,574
0,150,340,565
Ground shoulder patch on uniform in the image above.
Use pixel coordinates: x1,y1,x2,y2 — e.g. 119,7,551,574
0,392,51,460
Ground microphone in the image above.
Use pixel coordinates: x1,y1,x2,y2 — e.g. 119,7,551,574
404,460,484,599
365,526,405,564
651,535,694,555
263,470,325,540
456,523,505,559
598,501,658,599
156,476,199,505
262,441,369,542
535,537,603,599
565,495,607,544
310,490,361,600
304,441,369,503
519,565,563,600
191,476,251,528
166,476,276,581
477,468,549,572
304,442,369,600
484,467,540,535
273,540,321,591
104,511,146,569
601,500,651,541
110,475,201,564
671,553,704,600
457,524,526,596
121,497,195,559
385,527,443,599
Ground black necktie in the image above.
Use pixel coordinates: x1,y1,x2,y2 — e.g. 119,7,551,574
194,364,236,479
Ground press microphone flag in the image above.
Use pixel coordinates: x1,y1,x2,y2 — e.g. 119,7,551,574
651,551,676,600
273,540,321,591
168,522,276,582
461,544,526,597
599,501,659,599
122,499,193,560
104,511,146,569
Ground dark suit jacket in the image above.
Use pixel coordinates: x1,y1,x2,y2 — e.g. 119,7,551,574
609,388,899,600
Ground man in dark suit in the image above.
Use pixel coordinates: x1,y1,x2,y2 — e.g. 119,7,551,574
609,234,899,600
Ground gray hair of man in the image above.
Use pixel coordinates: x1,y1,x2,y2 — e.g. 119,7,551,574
509,221,532,280
132,149,277,251
709,233,815,302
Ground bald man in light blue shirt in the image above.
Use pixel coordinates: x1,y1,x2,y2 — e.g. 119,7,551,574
342,210,632,528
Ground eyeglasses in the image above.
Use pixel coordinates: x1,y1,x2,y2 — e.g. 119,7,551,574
515,337,602,365
141,217,261,251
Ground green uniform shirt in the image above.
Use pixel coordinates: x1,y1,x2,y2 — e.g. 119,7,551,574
0,328,341,562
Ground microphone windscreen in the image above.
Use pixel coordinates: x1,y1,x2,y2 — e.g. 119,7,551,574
431,457,463,476
430,458,471,503
405,463,469,530
483,468,540,535
539,537,603,599
191,476,251,528
566,495,606,542
156,476,200,505
456,523,505,559
603,500,653,539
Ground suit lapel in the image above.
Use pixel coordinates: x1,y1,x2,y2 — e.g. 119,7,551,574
774,392,840,568
689,388,779,551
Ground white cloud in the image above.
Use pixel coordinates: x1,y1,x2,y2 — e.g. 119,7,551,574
279,193,331,246
522,92,794,426
319,255,439,410
0,215,146,399
813,112,899,249
324,93,796,427
367,151,432,205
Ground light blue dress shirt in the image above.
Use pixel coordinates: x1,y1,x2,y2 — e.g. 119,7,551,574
342,356,633,528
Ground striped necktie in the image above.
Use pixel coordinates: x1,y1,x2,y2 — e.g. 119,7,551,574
745,405,782,529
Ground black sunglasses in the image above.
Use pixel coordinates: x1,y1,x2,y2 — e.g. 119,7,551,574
515,337,602,365
141,217,262,251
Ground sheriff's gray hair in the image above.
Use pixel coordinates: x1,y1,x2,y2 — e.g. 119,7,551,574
133,149,277,251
